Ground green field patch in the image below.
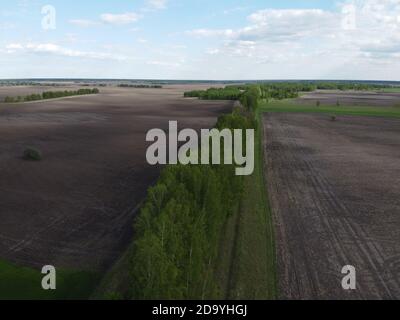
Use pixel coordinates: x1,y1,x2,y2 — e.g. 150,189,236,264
0,260,99,300
260,100,400,118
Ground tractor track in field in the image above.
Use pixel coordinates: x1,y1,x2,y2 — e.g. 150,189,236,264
0,85,232,272
263,113,400,299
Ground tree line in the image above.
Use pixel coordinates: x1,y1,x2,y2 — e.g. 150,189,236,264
118,84,163,89
184,80,391,105
127,87,259,300
4,88,99,103
184,87,243,100
127,81,395,298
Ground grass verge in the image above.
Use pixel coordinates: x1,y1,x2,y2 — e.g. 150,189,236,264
215,109,277,299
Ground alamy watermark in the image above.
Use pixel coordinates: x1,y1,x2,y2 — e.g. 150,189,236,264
341,4,357,31
41,5,56,30
342,265,356,290
146,121,255,176
41,265,56,290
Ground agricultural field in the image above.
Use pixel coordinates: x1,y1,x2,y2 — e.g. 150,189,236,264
262,107,400,299
2,81,400,300
296,90,400,107
0,84,232,298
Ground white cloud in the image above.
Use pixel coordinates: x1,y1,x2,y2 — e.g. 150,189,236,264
69,1,163,29
206,48,220,55
147,0,168,10
100,12,141,25
147,60,181,68
187,1,400,65
187,9,336,42
4,42,127,60
223,6,247,15
69,19,99,27
241,9,335,41
6,43,24,50
186,29,235,38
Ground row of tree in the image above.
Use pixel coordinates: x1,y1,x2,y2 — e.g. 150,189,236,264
184,84,302,103
184,87,243,100
128,87,260,299
229,81,393,92
4,88,100,103
118,84,163,89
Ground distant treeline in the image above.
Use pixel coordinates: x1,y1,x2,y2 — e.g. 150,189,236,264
0,81,46,87
184,81,393,103
183,84,300,102
184,87,243,100
313,81,390,91
118,84,163,89
126,88,260,300
4,88,99,103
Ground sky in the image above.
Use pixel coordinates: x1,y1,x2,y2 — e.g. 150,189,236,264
1,0,400,80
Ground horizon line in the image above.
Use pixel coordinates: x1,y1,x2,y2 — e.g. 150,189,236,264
1,78,400,84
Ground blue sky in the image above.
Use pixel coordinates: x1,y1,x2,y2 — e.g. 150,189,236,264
1,0,400,80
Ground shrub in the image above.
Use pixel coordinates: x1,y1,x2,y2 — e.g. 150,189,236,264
316,100,321,107
23,148,42,161
4,96,15,103
330,115,337,122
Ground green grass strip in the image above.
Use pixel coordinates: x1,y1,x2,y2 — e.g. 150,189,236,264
260,99,400,118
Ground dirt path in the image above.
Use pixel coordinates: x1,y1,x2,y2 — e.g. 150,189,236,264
263,113,400,299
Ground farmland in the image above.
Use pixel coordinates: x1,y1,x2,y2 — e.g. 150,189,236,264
0,83,232,298
263,112,400,299
1,81,400,300
260,91,400,299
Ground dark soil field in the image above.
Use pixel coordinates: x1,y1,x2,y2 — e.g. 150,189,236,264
263,113,400,299
297,90,400,107
0,85,232,272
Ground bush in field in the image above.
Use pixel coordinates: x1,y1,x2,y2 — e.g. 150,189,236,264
4,96,15,103
24,94,42,102
330,115,337,122
336,100,340,107
23,148,42,161
316,100,321,107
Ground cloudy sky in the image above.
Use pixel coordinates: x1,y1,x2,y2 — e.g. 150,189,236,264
1,0,400,80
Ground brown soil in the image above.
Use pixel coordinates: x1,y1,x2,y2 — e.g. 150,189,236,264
263,113,400,299
0,85,232,272
296,90,400,107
